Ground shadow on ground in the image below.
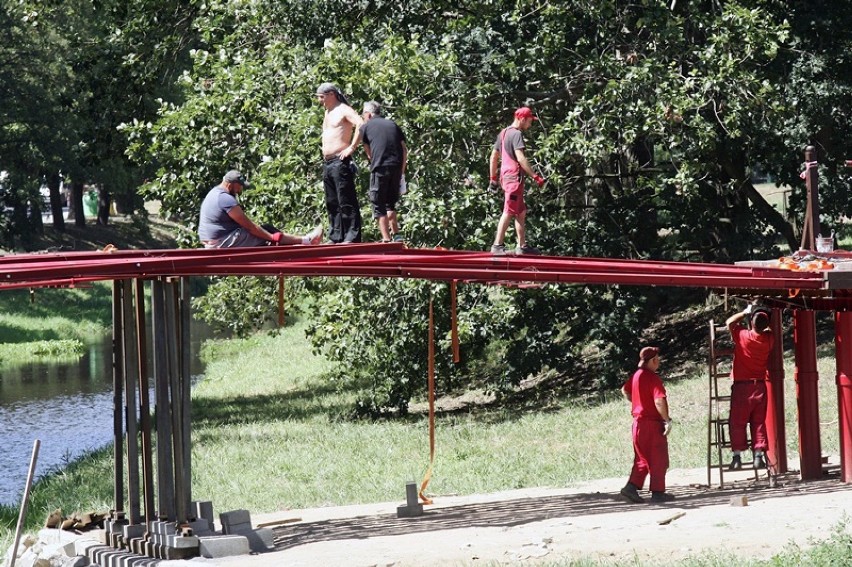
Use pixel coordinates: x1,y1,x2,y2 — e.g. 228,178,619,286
272,469,851,551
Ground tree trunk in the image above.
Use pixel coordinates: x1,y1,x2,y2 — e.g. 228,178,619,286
97,187,110,226
47,172,65,232
72,181,86,228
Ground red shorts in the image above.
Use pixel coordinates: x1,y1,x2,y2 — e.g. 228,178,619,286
502,178,526,215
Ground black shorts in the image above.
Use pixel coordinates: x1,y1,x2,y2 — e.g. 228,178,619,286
368,165,403,218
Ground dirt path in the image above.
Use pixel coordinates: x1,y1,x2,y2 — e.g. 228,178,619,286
187,463,852,566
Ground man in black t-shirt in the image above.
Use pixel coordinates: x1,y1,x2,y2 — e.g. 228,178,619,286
358,101,408,242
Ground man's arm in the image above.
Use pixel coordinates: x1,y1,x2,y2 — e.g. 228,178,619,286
226,205,274,241
514,148,537,178
401,140,408,175
338,107,365,159
363,142,372,162
489,149,499,181
654,397,670,421
726,309,748,333
621,382,631,402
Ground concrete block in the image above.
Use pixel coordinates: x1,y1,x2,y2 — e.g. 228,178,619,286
219,510,252,535
150,521,176,536
164,535,199,549
121,524,146,541
185,519,213,537
198,535,251,559
192,501,214,532
242,528,275,553
730,495,749,507
62,556,90,567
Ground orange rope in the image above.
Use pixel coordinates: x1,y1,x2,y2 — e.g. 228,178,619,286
419,299,436,505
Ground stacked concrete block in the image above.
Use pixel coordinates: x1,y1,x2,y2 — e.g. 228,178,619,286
219,509,275,553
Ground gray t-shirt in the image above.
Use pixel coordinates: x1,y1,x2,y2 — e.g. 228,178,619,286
493,127,525,160
198,185,240,241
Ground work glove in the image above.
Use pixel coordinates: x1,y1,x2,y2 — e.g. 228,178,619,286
744,304,754,315
663,419,673,437
488,176,499,191
532,174,545,187
399,175,407,196
270,232,283,245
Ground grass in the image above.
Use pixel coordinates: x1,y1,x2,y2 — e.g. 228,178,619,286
1,312,848,565
0,283,111,346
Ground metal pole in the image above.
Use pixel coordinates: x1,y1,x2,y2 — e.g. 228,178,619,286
7,440,40,567
794,309,822,479
765,308,788,473
165,280,187,523
835,312,852,482
121,280,141,524
179,277,193,516
135,278,155,527
152,279,175,520
800,145,820,251
112,281,125,517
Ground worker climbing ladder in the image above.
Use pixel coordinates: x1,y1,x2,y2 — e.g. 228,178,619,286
707,319,763,487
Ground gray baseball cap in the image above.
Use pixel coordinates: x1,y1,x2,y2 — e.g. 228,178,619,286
223,169,250,188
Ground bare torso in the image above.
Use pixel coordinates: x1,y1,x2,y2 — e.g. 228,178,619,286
322,103,362,158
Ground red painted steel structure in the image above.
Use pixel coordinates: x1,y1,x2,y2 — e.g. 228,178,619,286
794,310,823,480
836,312,852,483
0,243,846,484
0,244,829,291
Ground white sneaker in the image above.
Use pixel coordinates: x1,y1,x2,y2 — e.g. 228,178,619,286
303,224,323,245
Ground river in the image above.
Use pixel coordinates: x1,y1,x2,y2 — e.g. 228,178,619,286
0,323,213,506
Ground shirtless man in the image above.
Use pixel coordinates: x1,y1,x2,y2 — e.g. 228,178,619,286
316,83,364,243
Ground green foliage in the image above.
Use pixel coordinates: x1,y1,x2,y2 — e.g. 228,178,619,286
123,1,852,412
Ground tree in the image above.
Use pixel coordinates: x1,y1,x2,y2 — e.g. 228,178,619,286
127,1,851,413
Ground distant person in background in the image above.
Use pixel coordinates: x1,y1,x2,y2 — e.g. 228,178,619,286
359,101,408,242
726,305,774,471
198,169,322,248
620,346,674,504
316,82,363,243
488,106,546,256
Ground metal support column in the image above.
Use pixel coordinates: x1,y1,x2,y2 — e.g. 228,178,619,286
800,145,820,251
179,277,193,516
765,308,788,473
112,281,125,518
835,312,852,482
794,309,822,480
134,279,156,526
120,280,141,524
152,279,176,520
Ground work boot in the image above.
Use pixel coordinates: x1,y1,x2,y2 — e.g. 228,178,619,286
651,492,675,503
729,454,742,471
754,454,766,470
515,245,542,255
620,483,644,504
491,244,508,256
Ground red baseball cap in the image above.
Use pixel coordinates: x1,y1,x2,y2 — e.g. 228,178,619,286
638,346,659,367
514,107,538,120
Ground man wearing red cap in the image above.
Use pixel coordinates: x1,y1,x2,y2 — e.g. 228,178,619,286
488,106,546,256
620,346,674,504
726,305,774,470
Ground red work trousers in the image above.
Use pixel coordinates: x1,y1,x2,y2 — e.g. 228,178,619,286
628,418,669,492
729,381,768,452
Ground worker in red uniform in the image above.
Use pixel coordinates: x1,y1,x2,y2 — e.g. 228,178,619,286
620,346,674,504
726,305,774,470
